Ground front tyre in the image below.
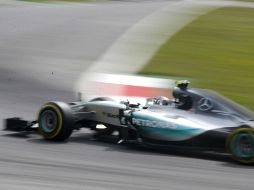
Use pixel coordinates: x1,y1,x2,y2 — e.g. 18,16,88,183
38,102,74,141
226,128,254,164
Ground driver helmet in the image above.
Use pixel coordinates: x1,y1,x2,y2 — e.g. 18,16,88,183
173,80,192,110
175,80,190,90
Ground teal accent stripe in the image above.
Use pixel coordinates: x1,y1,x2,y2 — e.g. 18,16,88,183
132,112,204,141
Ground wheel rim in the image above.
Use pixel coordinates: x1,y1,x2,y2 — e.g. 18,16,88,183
40,110,58,133
230,132,254,160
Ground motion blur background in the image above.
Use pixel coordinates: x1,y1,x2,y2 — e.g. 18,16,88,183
0,0,254,190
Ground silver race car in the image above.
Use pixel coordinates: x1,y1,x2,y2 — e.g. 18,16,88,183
5,80,254,164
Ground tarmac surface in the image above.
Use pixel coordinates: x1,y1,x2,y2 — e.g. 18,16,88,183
0,1,254,190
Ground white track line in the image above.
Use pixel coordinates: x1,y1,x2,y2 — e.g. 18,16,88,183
80,1,217,74
76,0,254,95
76,0,220,94
79,0,254,77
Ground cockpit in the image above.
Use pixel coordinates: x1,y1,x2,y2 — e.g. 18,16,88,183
153,80,193,110
151,80,254,121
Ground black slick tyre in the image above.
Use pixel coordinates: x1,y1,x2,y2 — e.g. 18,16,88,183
226,128,254,164
38,102,74,141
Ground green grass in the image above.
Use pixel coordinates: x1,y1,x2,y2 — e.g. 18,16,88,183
141,7,254,110
239,0,254,2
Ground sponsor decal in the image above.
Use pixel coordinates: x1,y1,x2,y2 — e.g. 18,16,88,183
198,98,213,111
132,118,177,129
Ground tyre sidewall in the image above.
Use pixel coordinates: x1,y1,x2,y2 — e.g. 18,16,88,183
38,102,73,141
226,128,254,164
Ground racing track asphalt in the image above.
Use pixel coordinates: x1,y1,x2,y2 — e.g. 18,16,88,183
0,1,254,190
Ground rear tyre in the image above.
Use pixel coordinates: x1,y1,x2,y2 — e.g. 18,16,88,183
226,128,254,164
38,102,74,141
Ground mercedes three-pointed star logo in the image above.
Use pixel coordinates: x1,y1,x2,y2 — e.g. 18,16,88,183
198,98,213,111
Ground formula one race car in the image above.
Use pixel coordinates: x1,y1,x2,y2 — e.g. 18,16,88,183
5,80,254,164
